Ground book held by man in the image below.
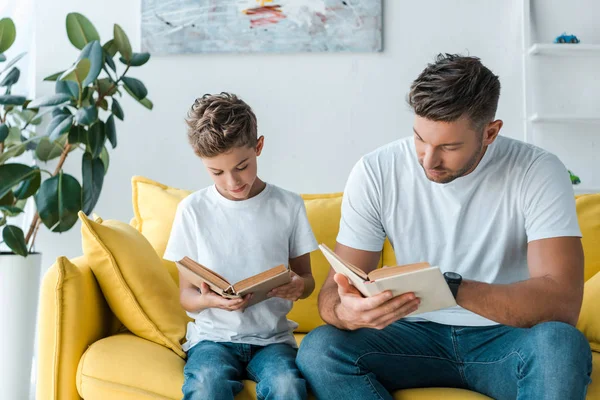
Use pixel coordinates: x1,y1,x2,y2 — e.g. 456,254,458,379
318,244,456,316
176,257,291,307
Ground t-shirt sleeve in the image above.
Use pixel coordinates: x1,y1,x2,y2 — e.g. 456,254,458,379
289,199,318,259
336,157,386,252
522,153,581,242
163,202,199,262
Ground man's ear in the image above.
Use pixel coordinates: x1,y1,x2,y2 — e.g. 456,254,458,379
256,136,265,156
483,120,503,145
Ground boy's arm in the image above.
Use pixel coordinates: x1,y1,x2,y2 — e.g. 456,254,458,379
267,253,315,301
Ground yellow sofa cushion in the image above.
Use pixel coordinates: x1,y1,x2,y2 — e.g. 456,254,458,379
37,256,115,400
577,194,600,282
79,212,187,358
577,271,600,352
287,193,343,332
132,176,191,284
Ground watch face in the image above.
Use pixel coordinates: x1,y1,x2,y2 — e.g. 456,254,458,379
444,272,461,281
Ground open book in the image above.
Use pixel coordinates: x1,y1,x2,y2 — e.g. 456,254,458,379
319,244,456,316
176,257,291,307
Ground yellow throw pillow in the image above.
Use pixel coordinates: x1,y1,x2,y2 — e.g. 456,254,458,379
79,211,188,358
577,271,600,352
131,176,191,284
576,194,600,282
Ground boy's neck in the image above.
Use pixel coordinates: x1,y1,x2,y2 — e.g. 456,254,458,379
247,178,267,199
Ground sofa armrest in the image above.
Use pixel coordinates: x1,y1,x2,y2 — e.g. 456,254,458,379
577,271,600,353
37,256,118,400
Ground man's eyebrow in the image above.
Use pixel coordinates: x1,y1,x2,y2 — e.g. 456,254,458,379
412,128,464,146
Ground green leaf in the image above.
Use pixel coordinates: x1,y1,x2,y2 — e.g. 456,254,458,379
105,114,117,149
78,41,103,86
0,95,26,105
13,166,41,199
75,106,98,125
36,135,68,161
113,24,132,61
28,93,72,108
111,98,124,120
0,52,25,74
2,225,27,256
0,205,24,216
85,121,106,158
0,163,37,199
103,40,118,57
68,125,85,145
52,107,72,118
12,109,39,126
0,67,19,86
66,13,100,50
0,191,14,206
97,78,117,97
0,142,27,164
35,172,82,233
120,52,150,67
43,71,65,81
81,152,105,214
0,54,5,62
99,146,110,175
122,77,148,100
55,80,78,98
139,97,153,110
60,58,91,85
0,123,8,142
47,114,74,142
0,18,17,54
104,52,116,72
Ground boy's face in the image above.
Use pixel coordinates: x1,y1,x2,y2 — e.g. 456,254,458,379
202,136,264,201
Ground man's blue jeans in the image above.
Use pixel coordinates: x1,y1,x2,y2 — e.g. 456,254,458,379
297,320,592,399
183,341,306,400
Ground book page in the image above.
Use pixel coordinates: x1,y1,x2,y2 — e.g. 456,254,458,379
318,244,369,280
367,262,431,281
232,264,288,293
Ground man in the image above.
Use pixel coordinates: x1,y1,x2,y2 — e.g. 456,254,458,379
297,54,592,399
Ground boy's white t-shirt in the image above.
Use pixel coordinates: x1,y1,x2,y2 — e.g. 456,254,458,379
337,135,581,326
163,183,318,351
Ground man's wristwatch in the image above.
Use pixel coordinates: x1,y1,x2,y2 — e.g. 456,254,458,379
443,272,462,300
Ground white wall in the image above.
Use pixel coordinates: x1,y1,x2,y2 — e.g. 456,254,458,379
31,0,597,270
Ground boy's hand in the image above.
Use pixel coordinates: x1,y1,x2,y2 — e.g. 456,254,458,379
267,271,305,301
199,282,252,312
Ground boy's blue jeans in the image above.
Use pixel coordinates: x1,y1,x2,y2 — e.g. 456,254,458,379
182,341,306,400
297,320,592,400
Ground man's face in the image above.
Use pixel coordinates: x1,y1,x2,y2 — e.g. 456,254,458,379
202,137,264,200
413,116,487,184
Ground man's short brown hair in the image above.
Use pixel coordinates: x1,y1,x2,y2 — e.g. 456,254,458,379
407,54,501,131
186,92,258,158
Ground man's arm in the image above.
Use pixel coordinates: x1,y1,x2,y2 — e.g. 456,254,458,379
457,236,584,328
318,243,421,330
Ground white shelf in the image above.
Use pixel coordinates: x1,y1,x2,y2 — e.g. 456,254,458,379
528,43,600,56
529,114,600,124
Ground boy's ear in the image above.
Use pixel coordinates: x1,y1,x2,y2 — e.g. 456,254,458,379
256,136,265,156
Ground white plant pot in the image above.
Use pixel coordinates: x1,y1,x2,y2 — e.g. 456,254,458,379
0,252,42,400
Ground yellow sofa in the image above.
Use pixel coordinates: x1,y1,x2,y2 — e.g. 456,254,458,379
36,177,600,400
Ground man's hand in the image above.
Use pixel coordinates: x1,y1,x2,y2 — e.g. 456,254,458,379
334,273,420,330
267,271,305,301
199,282,252,312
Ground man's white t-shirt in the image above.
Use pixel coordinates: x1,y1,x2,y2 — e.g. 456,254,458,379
337,135,581,326
164,183,318,351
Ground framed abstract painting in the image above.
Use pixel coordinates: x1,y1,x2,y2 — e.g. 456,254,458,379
141,0,382,54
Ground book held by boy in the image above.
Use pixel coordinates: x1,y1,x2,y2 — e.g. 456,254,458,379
318,244,456,316
176,257,291,307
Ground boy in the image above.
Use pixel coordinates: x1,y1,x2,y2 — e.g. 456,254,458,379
164,92,318,400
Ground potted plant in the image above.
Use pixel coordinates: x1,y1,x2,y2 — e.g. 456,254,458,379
0,14,152,399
